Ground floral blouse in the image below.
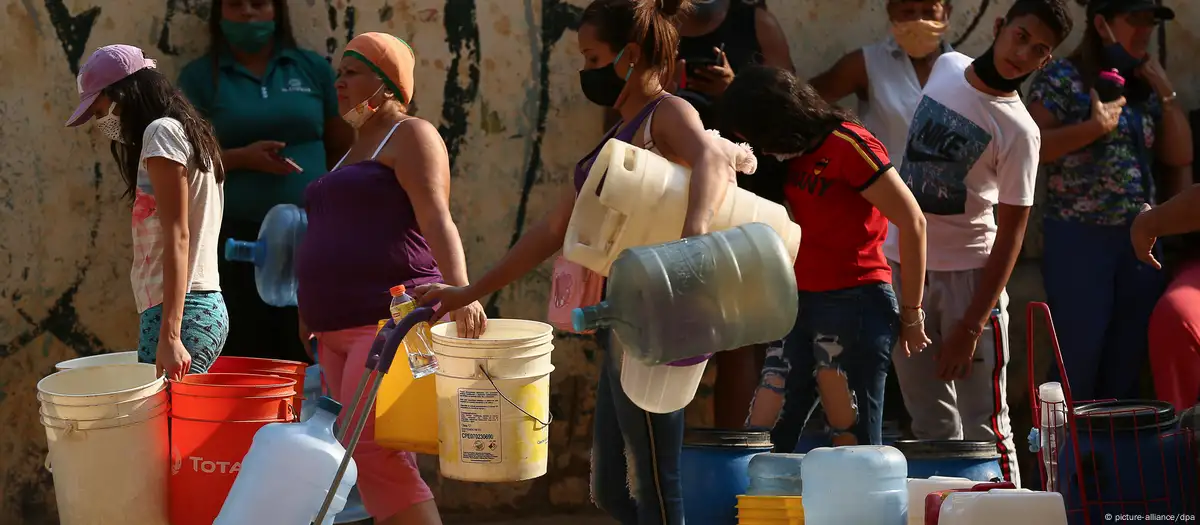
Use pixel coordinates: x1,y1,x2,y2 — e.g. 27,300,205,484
1027,58,1162,226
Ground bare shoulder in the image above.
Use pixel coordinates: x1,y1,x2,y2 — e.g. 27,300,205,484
656,96,702,125
385,117,448,159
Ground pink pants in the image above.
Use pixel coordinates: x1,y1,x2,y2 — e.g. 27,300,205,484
316,325,434,519
1149,261,1200,409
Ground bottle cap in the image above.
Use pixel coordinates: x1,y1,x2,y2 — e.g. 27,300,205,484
389,284,407,297
317,396,342,416
1098,69,1125,86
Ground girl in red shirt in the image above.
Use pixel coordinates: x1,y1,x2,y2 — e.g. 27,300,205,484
720,65,930,449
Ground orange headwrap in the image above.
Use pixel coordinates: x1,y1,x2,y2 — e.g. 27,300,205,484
343,32,416,104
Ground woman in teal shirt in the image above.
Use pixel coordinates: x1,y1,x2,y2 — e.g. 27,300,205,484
179,0,354,364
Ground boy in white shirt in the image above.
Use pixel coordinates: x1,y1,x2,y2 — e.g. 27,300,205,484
885,0,1074,487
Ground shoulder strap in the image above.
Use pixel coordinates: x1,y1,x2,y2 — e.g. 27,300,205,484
641,95,672,151
330,120,410,171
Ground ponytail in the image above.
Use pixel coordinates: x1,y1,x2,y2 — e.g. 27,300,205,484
581,0,692,79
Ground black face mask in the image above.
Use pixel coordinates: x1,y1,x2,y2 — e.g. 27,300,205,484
1102,42,1149,74
972,45,1032,94
579,49,632,107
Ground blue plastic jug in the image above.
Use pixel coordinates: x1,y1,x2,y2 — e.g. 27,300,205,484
224,204,307,307
802,446,907,525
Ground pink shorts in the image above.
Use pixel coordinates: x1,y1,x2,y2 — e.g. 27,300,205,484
1149,261,1200,409
316,325,434,519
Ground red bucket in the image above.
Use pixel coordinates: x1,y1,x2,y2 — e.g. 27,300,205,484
169,416,281,525
207,357,307,413
171,373,296,421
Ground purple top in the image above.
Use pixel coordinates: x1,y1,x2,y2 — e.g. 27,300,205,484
297,160,442,332
574,96,711,368
574,96,670,193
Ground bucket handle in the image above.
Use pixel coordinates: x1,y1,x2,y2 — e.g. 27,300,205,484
479,366,553,428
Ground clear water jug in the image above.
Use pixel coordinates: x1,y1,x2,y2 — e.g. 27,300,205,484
936,489,1068,525
572,222,798,366
747,453,806,496
224,204,307,307
214,396,357,525
563,138,802,277
802,446,908,525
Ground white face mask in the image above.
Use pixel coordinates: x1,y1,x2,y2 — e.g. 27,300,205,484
768,151,804,162
95,103,123,142
342,84,386,129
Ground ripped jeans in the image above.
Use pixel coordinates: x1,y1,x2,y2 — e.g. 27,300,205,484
769,283,899,452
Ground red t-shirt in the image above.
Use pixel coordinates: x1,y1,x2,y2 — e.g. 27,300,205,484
785,122,893,292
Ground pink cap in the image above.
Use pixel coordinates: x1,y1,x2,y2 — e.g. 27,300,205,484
65,45,158,127
1098,69,1126,87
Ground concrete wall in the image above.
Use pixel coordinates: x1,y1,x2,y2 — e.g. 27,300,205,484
0,0,1195,521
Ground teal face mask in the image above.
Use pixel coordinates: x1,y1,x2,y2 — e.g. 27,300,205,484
220,20,276,53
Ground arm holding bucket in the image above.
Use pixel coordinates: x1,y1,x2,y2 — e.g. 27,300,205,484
146,155,193,381
413,185,577,318
645,97,735,238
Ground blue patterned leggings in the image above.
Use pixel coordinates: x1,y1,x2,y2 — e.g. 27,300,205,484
137,291,229,373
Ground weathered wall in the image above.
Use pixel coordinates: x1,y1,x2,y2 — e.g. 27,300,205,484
0,0,1195,522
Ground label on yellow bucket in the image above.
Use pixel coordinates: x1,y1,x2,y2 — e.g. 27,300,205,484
457,388,503,463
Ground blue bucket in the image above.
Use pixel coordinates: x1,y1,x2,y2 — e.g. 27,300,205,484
681,428,774,525
893,440,1004,481
1058,400,1197,525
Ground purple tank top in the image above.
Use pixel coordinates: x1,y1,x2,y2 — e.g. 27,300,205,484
297,157,442,332
573,96,670,193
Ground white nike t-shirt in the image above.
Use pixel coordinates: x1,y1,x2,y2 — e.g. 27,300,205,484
883,51,1040,271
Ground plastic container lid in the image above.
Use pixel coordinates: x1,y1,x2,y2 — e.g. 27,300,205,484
389,285,407,297
1038,382,1065,403
1098,68,1126,86
317,396,343,416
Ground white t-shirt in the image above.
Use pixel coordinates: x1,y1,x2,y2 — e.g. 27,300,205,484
131,117,224,313
883,51,1040,271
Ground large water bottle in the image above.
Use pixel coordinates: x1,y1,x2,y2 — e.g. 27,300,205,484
214,396,357,525
224,204,307,307
802,446,908,525
572,222,798,366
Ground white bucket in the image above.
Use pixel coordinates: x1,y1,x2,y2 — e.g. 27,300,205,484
431,320,555,482
39,382,168,421
620,352,708,414
37,363,164,407
42,400,171,525
54,351,139,371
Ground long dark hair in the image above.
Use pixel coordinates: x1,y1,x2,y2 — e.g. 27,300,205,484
1067,0,1152,101
580,0,693,80
207,0,297,90
103,68,225,202
719,65,859,154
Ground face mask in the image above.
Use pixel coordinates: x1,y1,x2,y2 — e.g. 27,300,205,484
220,20,276,53
95,103,123,142
972,45,1032,94
891,19,948,58
1102,42,1148,74
768,151,804,162
579,48,634,108
342,84,386,129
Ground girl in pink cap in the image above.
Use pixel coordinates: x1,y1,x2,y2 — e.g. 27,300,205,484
67,44,228,381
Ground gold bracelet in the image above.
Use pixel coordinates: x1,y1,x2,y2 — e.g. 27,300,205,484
1162,91,1178,105
902,308,925,328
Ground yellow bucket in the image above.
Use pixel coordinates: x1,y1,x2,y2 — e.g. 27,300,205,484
373,319,439,455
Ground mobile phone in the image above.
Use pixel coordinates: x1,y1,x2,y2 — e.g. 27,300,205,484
684,43,724,77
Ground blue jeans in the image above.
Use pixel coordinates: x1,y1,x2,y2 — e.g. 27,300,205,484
770,283,899,451
591,330,686,525
1042,218,1165,400
137,291,229,373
